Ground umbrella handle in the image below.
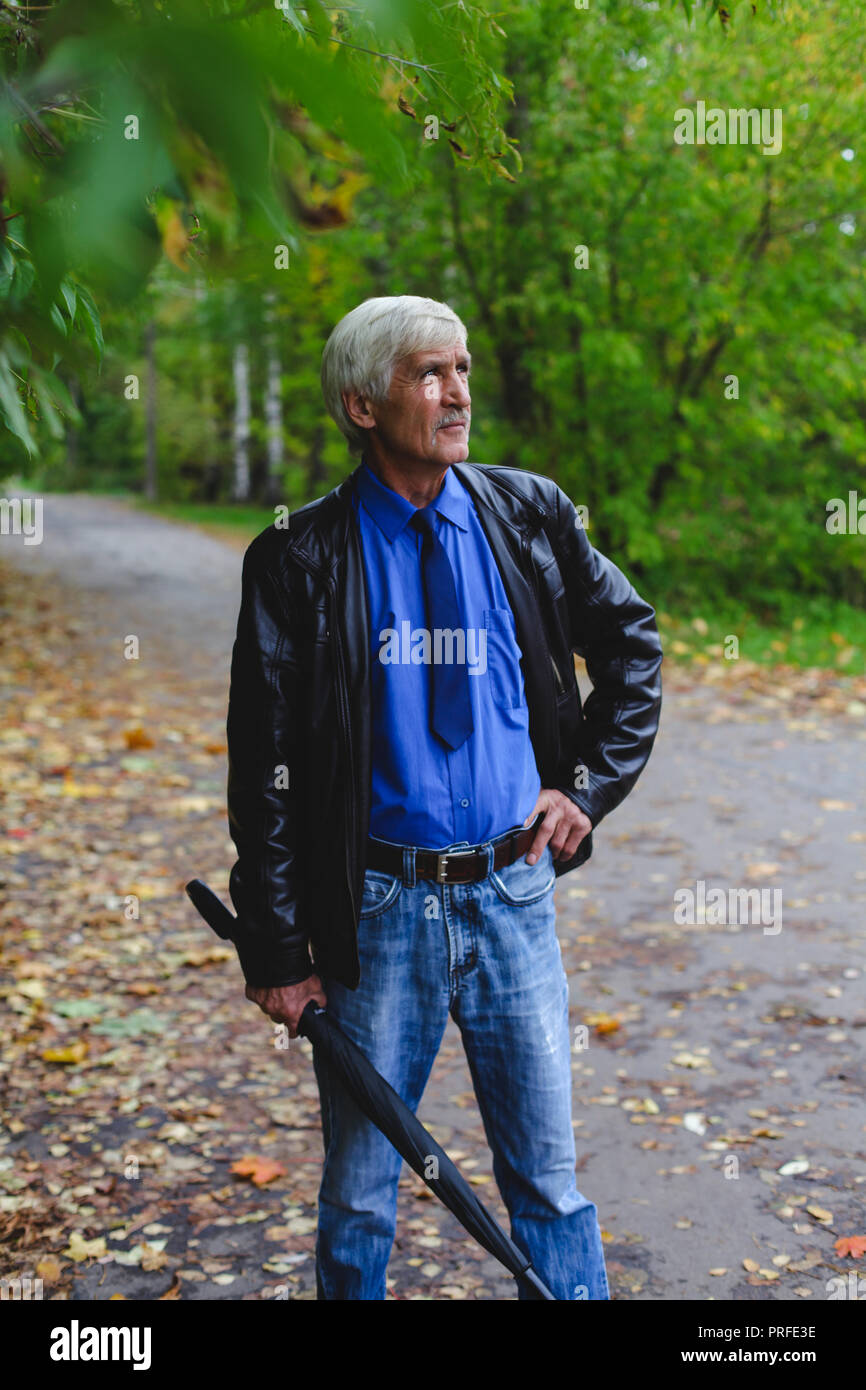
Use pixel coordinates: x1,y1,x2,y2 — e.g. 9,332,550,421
185,879,237,940
297,1000,327,1040
186,887,326,1040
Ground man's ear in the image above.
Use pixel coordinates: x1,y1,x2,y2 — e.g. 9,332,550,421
342,388,375,431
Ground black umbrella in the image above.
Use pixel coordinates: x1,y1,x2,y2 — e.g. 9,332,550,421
185,878,556,1300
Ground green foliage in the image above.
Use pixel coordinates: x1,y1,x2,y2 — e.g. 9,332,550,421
0,0,515,450
2,0,862,642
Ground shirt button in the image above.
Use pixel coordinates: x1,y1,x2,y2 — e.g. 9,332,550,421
460,798,470,808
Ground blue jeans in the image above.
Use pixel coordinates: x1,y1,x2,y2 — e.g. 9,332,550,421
311,832,611,1301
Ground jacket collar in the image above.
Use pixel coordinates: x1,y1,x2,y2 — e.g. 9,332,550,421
284,457,546,577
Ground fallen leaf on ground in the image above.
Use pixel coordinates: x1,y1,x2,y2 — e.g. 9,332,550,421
231,1155,287,1187
835,1235,866,1258
124,726,154,750
64,1232,108,1262
806,1205,833,1223
42,1041,88,1064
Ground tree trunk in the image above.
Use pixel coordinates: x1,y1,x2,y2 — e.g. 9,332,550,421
144,319,158,501
232,338,251,502
263,289,283,504
195,277,220,500
65,373,81,486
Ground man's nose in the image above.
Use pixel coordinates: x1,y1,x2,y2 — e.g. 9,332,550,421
443,369,471,408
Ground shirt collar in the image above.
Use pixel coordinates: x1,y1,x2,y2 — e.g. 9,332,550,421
354,455,469,542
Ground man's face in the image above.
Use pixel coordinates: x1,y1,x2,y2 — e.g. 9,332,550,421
350,341,472,470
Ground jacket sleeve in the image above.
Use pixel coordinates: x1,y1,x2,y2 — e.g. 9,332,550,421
225,539,313,988
550,486,663,831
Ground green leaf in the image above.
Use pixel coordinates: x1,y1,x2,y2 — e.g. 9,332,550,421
91,1008,165,1037
0,352,35,454
10,258,35,309
2,326,31,369
274,0,306,39
54,999,105,1019
49,302,68,338
72,281,105,370
35,384,63,439
59,279,77,322
35,366,78,417
29,364,81,434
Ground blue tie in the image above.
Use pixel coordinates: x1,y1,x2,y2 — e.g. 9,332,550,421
408,505,474,751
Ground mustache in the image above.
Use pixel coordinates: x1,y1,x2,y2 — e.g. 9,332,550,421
434,413,470,430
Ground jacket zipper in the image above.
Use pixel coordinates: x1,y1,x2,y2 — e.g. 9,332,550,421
326,573,357,920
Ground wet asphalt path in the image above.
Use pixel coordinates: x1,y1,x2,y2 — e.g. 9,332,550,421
5,493,864,1301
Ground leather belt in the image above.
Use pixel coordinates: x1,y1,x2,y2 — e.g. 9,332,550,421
365,813,545,885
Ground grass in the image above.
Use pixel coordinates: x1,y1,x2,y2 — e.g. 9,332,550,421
655,596,866,676
129,497,278,550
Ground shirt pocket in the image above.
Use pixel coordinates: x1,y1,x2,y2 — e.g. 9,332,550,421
481,607,523,710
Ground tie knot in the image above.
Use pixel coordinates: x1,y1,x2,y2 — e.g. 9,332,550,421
409,507,435,535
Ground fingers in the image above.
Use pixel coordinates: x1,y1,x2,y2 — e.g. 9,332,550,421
526,799,590,863
525,815,554,864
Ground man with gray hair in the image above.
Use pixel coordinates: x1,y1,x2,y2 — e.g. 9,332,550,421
227,294,663,1300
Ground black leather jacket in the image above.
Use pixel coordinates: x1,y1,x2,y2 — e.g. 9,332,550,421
226,460,663,991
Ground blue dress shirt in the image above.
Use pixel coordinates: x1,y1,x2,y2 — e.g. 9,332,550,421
352,458,542,849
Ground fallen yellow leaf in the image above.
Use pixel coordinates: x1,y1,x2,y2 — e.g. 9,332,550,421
42,1041,89,1064
140,1242,169,1272
64,1232,107,1262
36,1256,64,1283
806,1205,834,1223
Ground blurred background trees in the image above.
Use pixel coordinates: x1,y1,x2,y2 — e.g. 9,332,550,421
2,0,864,649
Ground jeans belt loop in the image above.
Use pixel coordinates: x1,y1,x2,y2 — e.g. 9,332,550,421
483,842,495,880
402,845,416,888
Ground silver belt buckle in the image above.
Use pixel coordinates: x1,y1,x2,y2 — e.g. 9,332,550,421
435,848,476,883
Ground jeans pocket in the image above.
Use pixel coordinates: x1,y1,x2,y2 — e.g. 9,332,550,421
489,845,556,906
358,869,403,919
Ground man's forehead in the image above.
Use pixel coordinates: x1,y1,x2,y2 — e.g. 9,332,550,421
398,343,471,367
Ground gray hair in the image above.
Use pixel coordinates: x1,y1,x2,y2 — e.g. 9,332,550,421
321,295,468,454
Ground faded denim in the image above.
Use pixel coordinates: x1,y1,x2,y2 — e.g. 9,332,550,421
312,835,611,1302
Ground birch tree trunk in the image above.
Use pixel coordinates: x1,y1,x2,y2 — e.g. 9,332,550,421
263,288,283,503
144,318,158,501
231,338,251,502
195,277,220,499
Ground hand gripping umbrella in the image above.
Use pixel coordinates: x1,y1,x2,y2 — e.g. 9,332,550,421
185,878,556,1300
